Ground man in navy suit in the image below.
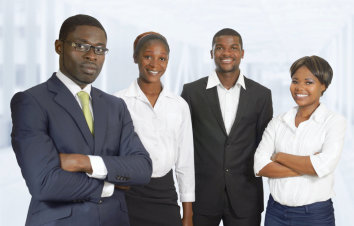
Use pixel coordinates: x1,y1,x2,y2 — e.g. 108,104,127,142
10,14,152,226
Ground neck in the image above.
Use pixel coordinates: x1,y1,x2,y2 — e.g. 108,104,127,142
216,69,240,90
297,102,320,119
59,69,87,89
137,78,162,96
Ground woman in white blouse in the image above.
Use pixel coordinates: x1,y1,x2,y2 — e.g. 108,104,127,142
114,32,194,226
254,55,346,226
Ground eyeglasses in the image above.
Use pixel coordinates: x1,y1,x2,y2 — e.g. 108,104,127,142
63,41,109,55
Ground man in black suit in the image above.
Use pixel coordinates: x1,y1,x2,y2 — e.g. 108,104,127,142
181,28,273,226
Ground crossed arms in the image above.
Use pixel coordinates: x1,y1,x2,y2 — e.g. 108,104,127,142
11,91,151,202
254,113,346,179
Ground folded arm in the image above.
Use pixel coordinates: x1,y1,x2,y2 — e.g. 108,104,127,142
271,152,316,175
254,117,302,178
100,99,152,186
257,161,301,178
11,92,103,202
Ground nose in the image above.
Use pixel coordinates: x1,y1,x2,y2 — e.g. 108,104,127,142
148,58,158,68
294,83,304,91
84,47,97,61
222,48,232,57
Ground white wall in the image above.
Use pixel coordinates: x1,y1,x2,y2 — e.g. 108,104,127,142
1,0,353,225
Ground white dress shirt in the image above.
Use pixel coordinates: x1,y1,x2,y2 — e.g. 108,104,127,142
254,103,346,206
206,70,246,135
56,71,114,197
115,80,195,202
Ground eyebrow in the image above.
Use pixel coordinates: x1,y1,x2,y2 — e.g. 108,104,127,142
143,50,168,54
76,38,106,46
215,43,241,47
292,77,315,81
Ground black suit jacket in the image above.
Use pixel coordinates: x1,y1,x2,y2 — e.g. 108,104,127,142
181,76,272,217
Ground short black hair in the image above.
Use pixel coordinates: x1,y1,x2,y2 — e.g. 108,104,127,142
133,33,170,58
212,28,243,49
290,55,333,94
59,14,107,41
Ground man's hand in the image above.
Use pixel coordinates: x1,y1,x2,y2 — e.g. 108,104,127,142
59,153,92,174
115,185,130,190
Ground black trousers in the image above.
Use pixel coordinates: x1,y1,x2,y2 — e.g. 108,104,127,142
125,170,182,226
193,190,261,226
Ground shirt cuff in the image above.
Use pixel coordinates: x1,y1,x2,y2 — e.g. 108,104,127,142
310,154,326,178
101,181,114,197
254,158,272,177
180,192,195,202
86,155,108,179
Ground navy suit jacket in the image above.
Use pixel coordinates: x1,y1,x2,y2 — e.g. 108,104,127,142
11,74,152,226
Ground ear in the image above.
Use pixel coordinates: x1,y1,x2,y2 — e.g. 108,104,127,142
55,40,62,55
320,84,326,96
241,49,245,59
210,50,213,59
133,54,138,64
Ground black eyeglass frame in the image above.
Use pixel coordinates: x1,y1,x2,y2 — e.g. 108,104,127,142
62,40,109,55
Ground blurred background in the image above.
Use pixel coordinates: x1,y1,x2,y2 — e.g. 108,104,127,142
0,0,353,225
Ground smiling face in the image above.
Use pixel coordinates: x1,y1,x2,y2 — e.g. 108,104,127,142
290,66,326,110
211,35,244,75
135,39,169,84
55,25,107,88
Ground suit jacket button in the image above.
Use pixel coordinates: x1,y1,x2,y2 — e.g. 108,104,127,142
225,168,229,172
98,200,103,204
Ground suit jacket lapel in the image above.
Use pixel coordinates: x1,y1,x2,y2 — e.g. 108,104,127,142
205,86,227,136
47,74,94,153
91,88,107,155
229,86,249,137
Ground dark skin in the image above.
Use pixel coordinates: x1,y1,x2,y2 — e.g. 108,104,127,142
56,26,128,190
137,79,162,107
134,39,167,107
258,66,326,178
135,40,193,226
211,35,244,90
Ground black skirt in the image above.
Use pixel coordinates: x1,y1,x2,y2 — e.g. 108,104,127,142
125,170,182,226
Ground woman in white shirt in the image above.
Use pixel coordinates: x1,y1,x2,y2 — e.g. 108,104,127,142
114,32,195,226
254,55,346,226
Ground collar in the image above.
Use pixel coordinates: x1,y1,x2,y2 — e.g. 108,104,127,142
206,70,246,90
124,79,175,99
56,70,92,98
282,103,328,127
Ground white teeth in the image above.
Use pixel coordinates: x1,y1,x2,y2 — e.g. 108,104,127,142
148,70,158,75
221,59,232,62
296,94,308,97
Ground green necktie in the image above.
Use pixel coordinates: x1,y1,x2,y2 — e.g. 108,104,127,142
77,91,94,134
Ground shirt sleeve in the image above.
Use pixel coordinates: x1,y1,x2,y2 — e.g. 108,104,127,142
87,155,114,197
310,115,347,178
175,101,195,202
254,117,277,176
87,155,108,179
101,181,114,197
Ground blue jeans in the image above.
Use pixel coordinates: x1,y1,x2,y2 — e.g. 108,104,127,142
265,195,335,226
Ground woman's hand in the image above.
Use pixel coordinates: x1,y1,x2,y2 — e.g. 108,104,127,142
182,216,193,226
